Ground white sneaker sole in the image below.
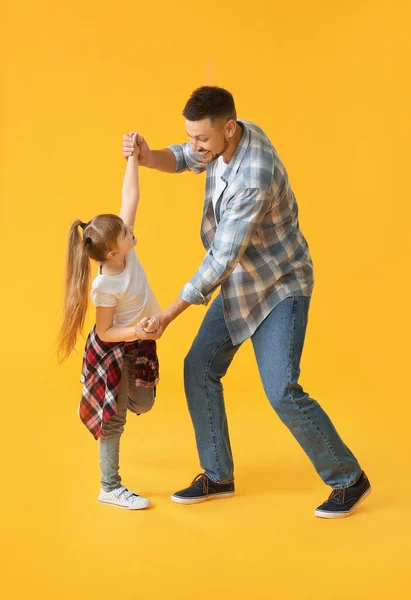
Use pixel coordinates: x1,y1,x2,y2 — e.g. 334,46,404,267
314,485,372,519
98,498,151,510
171,491,235,505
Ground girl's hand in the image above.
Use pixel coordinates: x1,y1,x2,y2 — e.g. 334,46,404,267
141,316,159,333
123,132,150,163
135,314,167,340
128,132,141,159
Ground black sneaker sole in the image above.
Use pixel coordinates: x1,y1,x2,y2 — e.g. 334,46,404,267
171,491,235,505
314,485,372,519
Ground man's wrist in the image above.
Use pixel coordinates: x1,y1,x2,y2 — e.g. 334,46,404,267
145,150,154,169
163,298,191,326
162,311,173,328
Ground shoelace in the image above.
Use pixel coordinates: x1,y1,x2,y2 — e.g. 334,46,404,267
190,473,209,495
328,488,346,504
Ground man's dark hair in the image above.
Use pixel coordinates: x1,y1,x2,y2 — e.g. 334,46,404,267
183,86,237,123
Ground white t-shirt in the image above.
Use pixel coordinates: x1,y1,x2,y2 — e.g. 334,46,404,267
90,250,160,332
212,156,228,213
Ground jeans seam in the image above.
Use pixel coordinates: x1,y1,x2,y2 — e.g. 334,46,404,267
203,335,233,484
286,298,351,488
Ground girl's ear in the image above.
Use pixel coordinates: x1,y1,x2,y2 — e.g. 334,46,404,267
106,250,116,260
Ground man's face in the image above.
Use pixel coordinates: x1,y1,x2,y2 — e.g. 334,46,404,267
185,118,231,163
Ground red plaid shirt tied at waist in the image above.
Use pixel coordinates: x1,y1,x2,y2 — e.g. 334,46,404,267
80,326,159,440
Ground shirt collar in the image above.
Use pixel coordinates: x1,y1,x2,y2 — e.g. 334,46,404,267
221,120,250,184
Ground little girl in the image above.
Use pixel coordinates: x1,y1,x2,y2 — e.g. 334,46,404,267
58,134,160,510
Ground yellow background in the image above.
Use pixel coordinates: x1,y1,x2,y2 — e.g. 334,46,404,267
1,1,410,598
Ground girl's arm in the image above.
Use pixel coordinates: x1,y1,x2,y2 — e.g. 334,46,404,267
96,306,158,342
96,306,136,342
119,133,141,228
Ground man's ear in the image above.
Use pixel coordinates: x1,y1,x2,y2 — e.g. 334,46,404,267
225,118,237,139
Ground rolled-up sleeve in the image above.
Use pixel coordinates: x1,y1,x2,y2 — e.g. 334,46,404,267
180,282,209,305
167,143,207,175
180,188,272,305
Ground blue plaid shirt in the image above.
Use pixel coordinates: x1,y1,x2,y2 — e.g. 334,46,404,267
168,120,314,346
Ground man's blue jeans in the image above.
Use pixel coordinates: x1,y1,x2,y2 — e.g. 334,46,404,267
184,294,362,489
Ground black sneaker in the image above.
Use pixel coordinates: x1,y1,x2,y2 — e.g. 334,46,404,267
171,473,235,505
314,471,372,519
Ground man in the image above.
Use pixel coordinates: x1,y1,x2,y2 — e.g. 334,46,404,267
123,86,371,518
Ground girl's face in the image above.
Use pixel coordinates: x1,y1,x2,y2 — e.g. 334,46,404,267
112,224,137,257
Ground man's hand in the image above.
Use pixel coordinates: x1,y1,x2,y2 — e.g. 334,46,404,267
135,313,169,341
134,298,191,341
123,132,150,166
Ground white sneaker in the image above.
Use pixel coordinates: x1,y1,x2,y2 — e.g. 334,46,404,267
98,485,151,510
